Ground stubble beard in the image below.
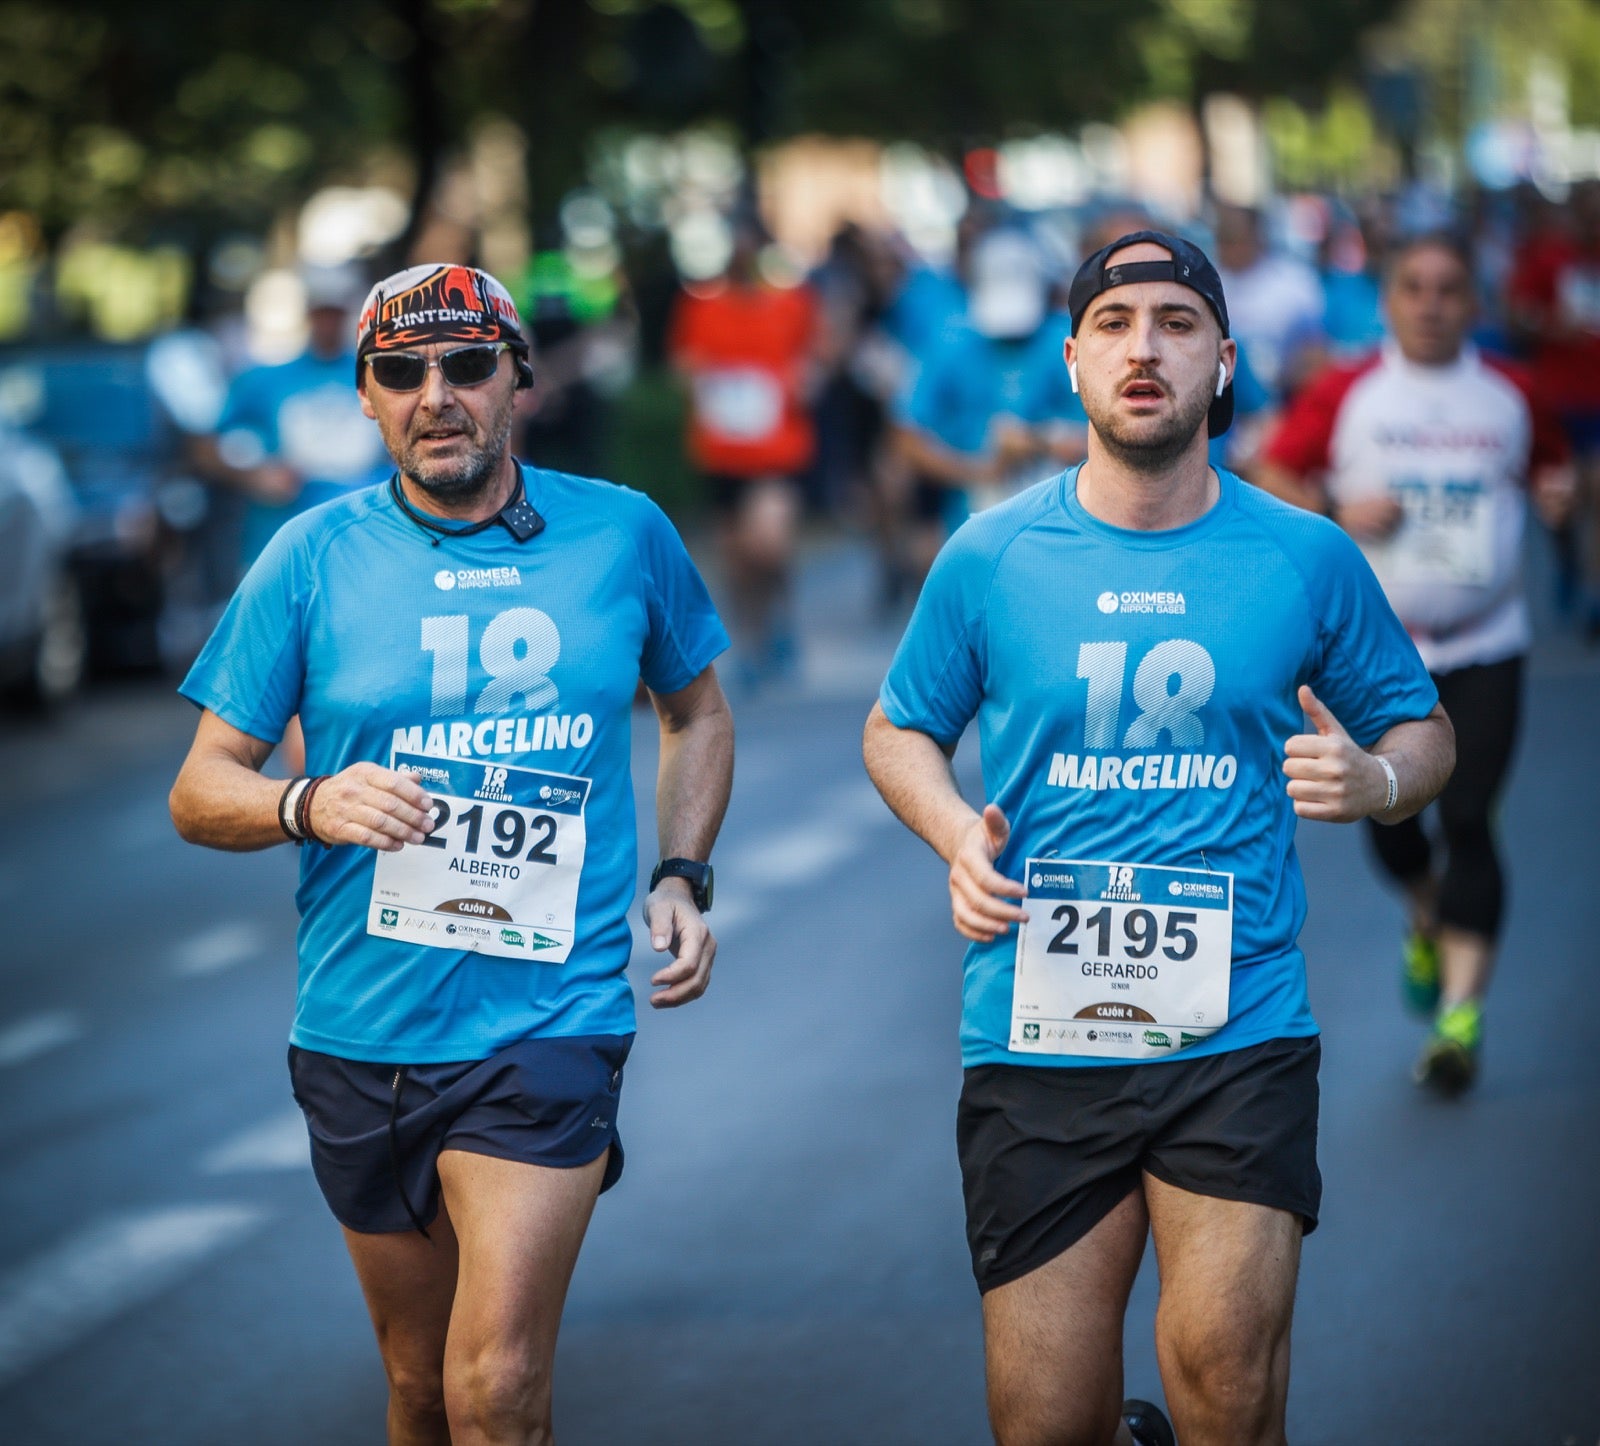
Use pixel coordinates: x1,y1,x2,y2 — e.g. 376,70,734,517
395,398,514,504
1087,378,1213,473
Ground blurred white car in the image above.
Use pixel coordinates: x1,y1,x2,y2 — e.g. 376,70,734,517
0,421,84,707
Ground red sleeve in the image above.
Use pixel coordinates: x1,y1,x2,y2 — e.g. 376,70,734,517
1263,359,1375,478
787,284,819,354
666,291,706,368
1484,354,1572,475
1506,239,1564,316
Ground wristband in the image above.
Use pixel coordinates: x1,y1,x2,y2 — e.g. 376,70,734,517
1374,754,1399,814
278,777,310,842
296,775,329,845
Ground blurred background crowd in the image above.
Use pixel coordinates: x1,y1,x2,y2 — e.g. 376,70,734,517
5,0,1600,702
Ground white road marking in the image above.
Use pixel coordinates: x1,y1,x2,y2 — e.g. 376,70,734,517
173,921,266,977
199,1110,309,1174
733,821,860,889
628,780,892,961
628,777,889,967
821,779,894,827
0,1204,268,1388
704,897,758,936
727,781,889,891
0,1010,83,1067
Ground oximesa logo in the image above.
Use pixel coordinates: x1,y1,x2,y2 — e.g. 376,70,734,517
1097,591,1119,613
434,569,457,590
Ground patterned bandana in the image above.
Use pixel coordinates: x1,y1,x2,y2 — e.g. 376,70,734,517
354,263,530,379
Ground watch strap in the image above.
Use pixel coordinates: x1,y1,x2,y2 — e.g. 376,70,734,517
650,857,713,912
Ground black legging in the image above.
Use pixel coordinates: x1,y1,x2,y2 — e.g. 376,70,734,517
1365,654,1523,941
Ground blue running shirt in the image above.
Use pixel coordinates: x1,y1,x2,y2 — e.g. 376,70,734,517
880,465,1437,1069
898,316,1084,456
182,465,729,1062
216,350,392,564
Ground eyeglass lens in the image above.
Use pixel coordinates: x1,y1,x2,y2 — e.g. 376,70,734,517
369,345,503,391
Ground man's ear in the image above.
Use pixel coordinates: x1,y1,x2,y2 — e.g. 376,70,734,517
357,381,377,421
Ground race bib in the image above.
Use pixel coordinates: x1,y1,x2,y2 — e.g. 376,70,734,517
1379,477,1494,586
694,368,784,442
1011,858,1232,1059
368,752,590,963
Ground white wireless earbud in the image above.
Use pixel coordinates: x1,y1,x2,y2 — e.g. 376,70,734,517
1069,361,1079,394
1216,361,1229,397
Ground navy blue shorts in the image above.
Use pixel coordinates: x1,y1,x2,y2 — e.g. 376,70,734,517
288,1034,632,1235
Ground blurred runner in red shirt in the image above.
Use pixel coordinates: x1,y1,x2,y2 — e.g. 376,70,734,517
669,218,820,687
1507,180,1600,636
1261,232,1573,1093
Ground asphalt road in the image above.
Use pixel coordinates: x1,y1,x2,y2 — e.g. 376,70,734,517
1,535,1596,1446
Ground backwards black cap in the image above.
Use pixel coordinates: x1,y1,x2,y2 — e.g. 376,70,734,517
1068,229,1233,437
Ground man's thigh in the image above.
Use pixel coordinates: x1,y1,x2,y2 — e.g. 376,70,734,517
342,1203,461,1392
437,1148,608,1362
1145,1176,1301,1444
981,1188,1149,1446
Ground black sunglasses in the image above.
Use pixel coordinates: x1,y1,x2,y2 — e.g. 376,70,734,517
366,343,509,392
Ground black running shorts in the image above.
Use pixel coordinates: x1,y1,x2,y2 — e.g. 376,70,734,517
289,1033,631,1235
956,1036,1321,1293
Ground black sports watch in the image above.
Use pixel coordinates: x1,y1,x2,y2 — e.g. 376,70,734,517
649,857,714,913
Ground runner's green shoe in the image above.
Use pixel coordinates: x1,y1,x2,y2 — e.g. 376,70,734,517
1414,998,1482,1096
1401,930,1441,1015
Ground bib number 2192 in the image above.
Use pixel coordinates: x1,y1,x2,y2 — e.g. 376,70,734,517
368,753,590,963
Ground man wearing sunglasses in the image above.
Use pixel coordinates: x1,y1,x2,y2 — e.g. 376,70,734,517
171,263,734,1445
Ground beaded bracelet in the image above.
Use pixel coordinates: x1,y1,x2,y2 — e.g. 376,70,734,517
296,775,330,845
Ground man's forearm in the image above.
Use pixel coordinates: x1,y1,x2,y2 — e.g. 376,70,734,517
655,700,734,861
862,704,976,864
171,753,291,852
895,425,989,489
1370,704,1455,824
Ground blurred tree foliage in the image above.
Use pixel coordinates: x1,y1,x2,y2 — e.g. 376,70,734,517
1,0,1409,257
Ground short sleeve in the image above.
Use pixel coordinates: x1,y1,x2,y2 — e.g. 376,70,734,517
1484,355,1572,474
179,524,312,743
879,527,987,745
899,336,959,433
632,495,730,695
665,293,700,370
1263,361,1366,479
216,368,270,437
1301,525,1438,747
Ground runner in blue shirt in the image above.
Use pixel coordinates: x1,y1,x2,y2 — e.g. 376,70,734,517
171,263,733,1445
864,232,1454,1446
197,265,392,570
895,230,1089,562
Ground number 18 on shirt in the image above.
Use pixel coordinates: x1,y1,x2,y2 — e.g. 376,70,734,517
1012,859,1234,1059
